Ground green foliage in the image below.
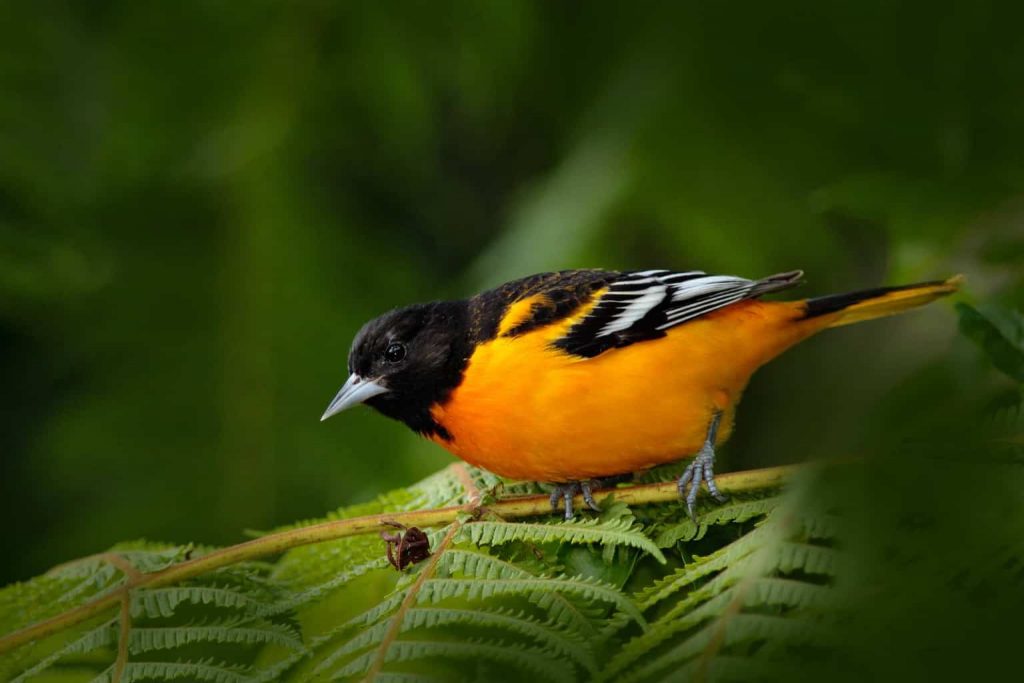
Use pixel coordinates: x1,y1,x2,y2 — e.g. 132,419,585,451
5,413,1022,683
957,303,1024,383
459,517,666,564
2,465,785,682
604,501,840,682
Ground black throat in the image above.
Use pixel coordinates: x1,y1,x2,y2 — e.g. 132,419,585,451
364,300,473,440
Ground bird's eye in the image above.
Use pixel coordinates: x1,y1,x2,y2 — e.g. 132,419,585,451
384,341,406,364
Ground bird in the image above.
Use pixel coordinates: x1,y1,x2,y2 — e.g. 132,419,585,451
321,268,961,519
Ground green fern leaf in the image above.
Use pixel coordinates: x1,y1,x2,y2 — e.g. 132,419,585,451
128,620,306,654
636,528,767,611
418,576,644,627
310,606,595,678
10,621,117,682
618,613,830,683
367,675,445,683
653,496,782,546
130,585,273,619
329,638,573,682
461,518,666,563
436,548,601,634
94,659,255,683
606,498,839,681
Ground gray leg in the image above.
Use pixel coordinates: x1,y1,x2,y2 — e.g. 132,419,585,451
548,474,633,520
580,481,598,511
677,411,729,523
549,486,576,520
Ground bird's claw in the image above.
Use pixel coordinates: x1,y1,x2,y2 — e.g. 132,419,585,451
549,480,603,520
677,442,729,524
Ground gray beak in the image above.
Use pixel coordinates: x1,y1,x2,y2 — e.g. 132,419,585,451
321,374,389,421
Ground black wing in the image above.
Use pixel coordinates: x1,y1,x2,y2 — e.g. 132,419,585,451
553,269,804,358
468,269,617,344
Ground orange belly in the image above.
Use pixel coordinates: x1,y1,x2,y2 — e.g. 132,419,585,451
429,299,813,482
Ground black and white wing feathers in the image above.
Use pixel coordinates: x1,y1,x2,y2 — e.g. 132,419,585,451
554,269,803,358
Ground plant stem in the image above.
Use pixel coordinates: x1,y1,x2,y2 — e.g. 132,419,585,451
365,522,462,682
0,463,795,655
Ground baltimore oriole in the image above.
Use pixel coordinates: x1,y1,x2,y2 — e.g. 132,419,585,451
321,269,961,519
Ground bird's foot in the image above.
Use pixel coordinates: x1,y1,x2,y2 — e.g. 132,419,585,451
549,474,633,520
677,441,729,523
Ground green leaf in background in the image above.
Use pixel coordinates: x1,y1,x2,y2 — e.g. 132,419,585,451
956,302,1024,382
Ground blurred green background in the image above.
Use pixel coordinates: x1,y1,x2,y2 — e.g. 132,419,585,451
1,1,1021,585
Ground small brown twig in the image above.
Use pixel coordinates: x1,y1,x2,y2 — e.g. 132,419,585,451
449,462,483,507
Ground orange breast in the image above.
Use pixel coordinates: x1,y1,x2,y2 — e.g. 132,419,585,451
429,298,813,482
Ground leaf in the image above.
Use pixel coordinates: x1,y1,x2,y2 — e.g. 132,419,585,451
99,659,255,683
461,518,667,563
605,503,839,681
131,586,272,619
129,620,306,654
330,638,572,682
957,303,1024,382
310,607,594,679
10,621,117,682
653,496,782,547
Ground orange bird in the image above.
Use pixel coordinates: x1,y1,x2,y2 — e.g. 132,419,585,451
322,269,961,518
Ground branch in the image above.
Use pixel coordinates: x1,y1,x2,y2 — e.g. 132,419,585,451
0,463,795,655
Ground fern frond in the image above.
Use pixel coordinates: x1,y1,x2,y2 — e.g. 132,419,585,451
641,653,806,683
367,674,445,683
130,585,273,619
425,547,606,637
312,592,407,643
307,618,394,677
636,528,766,611
606,499,840,681
310,606,595,678
128,620,306,654
418,576,644,627
774,540,838,576
801,512,840,541
304,543,608,669
400,607,593,671
9,621,117,682
619,613,829,683
273,542,387,586
636,537,837,613
0,567,118,635
653,496,782,546
461,518,666,563
50,564,121,600
440,547,540,581
93,659,254,683
609,573,833,680
107,544,194,573
330,638,573,682
263,558,392,617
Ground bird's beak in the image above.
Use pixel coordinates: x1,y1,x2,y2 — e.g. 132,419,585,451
320,374,389,421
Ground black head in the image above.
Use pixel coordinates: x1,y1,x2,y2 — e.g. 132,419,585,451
321,301,471,439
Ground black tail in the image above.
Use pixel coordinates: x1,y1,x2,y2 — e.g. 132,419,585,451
801,276,963,327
